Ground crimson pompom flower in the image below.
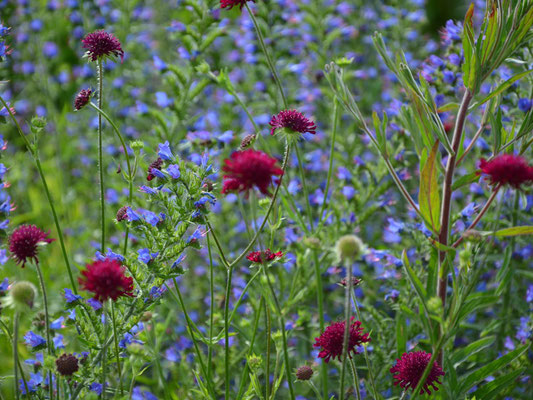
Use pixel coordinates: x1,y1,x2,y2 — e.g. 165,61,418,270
313,318,370,363
220,0,254,10
269,110,316,136
82,30,124,62
74,89,92,110
79,259,134,302
9,225,55,267
246,249,283,264
222,149,283,196
478,154,533,189
390,351,445,395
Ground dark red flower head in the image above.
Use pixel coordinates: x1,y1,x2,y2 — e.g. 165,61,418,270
478,154,533,189
56,354,79,376
116,205,129,222
81,30,124,62
222,149,283,196
74,89,92,110
79,259,134,302
246,249,283,264
390,351,445,395
220,0,254,10
147,157,163,181
9,225,54,267
269,109,316,136
313,318,370,363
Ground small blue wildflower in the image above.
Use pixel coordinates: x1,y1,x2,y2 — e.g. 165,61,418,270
20,372,43,394
518,98,532,113
53,334,65,349
50,316,65,330
171,254,186,269
158,141,173,160
24,331,46,348
64,288,82,304
90,382,103,395
0,277,8,291
87,298,102,310
138,248,158,264
167,164,180,179
139,185,158,195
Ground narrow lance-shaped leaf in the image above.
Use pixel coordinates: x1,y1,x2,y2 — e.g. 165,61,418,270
419,141,441,233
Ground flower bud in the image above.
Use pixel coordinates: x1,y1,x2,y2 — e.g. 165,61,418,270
55,354,79,376
10,281,37,309
335,235,364,261
295,365,313,381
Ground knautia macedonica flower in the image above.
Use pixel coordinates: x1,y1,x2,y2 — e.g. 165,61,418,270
81,30,124,62
246,249,283,264
390,351,445,395
74,89,92,110
222,149,283,196
220,0,254,10
9,225,54,267
269,109,316,136
478,154,533,189
313,318,370,363
78,258,134,302
295,365,314,381
55,354,79,376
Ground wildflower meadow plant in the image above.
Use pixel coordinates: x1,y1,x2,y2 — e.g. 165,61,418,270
0,1,532,399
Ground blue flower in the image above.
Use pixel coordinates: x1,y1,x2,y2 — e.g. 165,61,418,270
90,382,103,395
171,254,186,269
167,164,181,179
137,248,158,264
140,209,160,226
64,288,82,304
24,331,46,348
88,298,103,310
518,98,532,113
158,141,173,160
53,334,65,349
20,372,43,394
139,185,158,195
0,277,8,291
50,316,65,330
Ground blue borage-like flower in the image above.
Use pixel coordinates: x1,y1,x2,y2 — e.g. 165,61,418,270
20,372,43,394
158,141,173,160
64,288,82,304
24,331,46,348
96,248,125,262
167,164,181,179
171,254,186,269
0,277,8,291
137,248,158,264
50,316,65,330
87,298,102,310
119,322,144,348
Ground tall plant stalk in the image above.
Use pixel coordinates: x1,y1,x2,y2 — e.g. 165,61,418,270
339,259,353,400
96,60,106,252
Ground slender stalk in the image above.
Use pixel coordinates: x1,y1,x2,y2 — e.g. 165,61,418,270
88,102,134,254
245,2,288,109
265,301,271,400
110,301,123,395
0,95,77,293
97,60,106,252
205,220,231,268
339,259,353,400
307,381,323,400
294,145,314,230
436,89,473,364
350,290,378,399
206,234,215,381
318,99,340,226
224,264,234,400
13,312,20,400
35,263,54,400
348,358,361,400
452,184,502,248
261,264,295,400
101,305,107,400
312,249,328,398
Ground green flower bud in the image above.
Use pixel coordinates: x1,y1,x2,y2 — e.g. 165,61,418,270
335,235,364,261
10,281,37,309
247,354,263,372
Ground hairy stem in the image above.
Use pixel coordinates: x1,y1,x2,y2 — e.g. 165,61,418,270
97,60,106,252
339,259,353,400
111,301,123,395
313,249,328,397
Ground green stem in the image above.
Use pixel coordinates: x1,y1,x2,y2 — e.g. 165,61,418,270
312,249,328,398
0,95,77,293
307,380,323,400
348,358,361,400
294,145,314,231
261,264,295,400
206,234,215,382
339,259,353,400
88,102,134,254
224,264,234,400
35,262,54,400
245,2,288,109
351,291,379,399
111,301,123,395
265,300,271,400
101,304,108,400
97,60,106,252
13,312,20,400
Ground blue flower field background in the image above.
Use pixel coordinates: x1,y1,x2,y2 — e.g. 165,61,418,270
0,0,532,399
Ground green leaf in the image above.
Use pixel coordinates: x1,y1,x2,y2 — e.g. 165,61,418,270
452,172,480,191
472,69,533,110
450,336,496,368
494,226,533,237
471,367,526,400
419,141,441,232
456,293,499,325
456,344,529,397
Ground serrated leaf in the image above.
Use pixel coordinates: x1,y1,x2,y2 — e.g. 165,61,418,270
419,141,441,232
457,344,529,397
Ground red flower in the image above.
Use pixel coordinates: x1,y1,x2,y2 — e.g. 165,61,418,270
390,351,445,395
269,110,316,136
82,30,124,62
147,157,163,181
79,259,134,302
313,318,370,363
478,154,533,189
9,225,54,267
246,249,283,264
74,89,92,110
220,0,254,10
222,149,283,195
